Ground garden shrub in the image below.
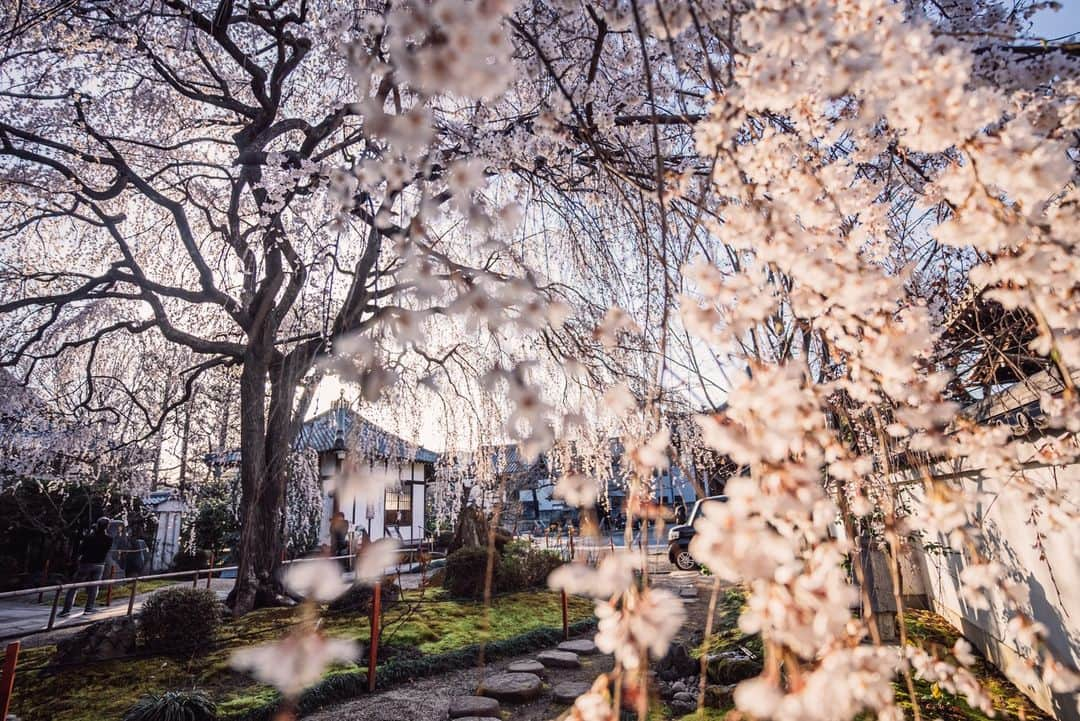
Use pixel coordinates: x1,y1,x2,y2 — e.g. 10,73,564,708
327,581,400,613
139,587,221,655
122,690,217,721
442,546,492,599
444,542,565,597
497,540,563,591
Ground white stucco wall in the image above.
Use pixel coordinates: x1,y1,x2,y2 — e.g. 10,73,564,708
902,442,1080,721
320,458,427,545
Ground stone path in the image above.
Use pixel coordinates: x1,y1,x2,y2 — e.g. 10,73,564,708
304,640,615,721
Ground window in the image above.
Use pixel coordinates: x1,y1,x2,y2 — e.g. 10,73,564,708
384,485,413,527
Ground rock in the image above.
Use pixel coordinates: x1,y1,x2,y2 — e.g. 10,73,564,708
537,649,581,668
658,682,675,701
507,659,545,675
705,652,762,685
656,642,697,681
673,692,695,704
51,617,136,667
671,699,697,716
671,681,687,693
705,684,736,709
449,696,500,719
453,718,501,721
553,681,592,704
679,585,699,598
479,672,543,703
558,639,599,655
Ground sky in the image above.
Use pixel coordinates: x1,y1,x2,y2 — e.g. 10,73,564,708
1030,1,1080,39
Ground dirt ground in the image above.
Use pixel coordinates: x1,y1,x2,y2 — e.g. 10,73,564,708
303,569,720,721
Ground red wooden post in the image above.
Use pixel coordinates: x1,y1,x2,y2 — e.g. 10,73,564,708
206,551,215,589
0,641,20,720
36,559,50,603
561,589,569,641
104,565,115,606
127,577,138,617
367,581,382,692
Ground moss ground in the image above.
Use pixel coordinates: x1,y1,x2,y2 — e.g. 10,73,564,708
678,592,1047,721
6,589,592,721
899,609,1051,721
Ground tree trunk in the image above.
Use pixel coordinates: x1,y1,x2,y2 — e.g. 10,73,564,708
230,351,310,615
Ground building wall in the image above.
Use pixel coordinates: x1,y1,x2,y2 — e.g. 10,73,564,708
318,456,427,545
902,442,1080,721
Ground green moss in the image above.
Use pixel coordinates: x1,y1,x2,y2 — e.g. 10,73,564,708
899,610,1051,721
676,709,732,721
10,589,592,721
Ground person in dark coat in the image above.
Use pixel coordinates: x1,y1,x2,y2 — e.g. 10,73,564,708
59,517,114,616
330,511,350,567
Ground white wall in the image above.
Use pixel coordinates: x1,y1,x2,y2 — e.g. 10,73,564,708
902,444,1080,721
320,457,426,545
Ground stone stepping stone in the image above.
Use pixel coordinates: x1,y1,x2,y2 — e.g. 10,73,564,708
453,718,501,721
479,672,543,703
537,649,581,668
553,681,592,704
507,659,546,674
679,585,699,598
449,696,500,719
558,639,599,655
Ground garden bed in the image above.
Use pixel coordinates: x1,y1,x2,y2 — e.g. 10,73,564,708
6,589,593,721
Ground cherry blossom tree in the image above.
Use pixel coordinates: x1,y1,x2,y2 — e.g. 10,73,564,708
0,0,573,613
3,0,1080,718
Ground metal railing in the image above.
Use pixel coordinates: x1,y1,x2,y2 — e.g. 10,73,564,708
0,536,448,641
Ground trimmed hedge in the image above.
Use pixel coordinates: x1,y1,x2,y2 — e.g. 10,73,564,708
229,618,598,721
139,587,221,655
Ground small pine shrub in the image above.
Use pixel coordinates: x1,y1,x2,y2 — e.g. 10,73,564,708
139,587,221,655
122,690,217,721
443,546,494,599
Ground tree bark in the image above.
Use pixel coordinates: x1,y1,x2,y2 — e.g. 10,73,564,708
230,350,312,615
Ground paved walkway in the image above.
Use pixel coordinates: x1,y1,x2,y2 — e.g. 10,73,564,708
0,579,233,643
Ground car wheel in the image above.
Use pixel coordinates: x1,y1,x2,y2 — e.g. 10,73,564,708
674,549,696,571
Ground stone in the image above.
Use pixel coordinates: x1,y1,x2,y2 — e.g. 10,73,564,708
671,699,697,716
705,684,736,709
553,681,592,704
679,585,699,598
705,652,762,685
671,681,687,693
479,672,543,703
453,718,501,721
537,649,581,668
448,696,500,719
51,617,136,667
558,639,599,655
656,643,697,681
507,659,546,675
673,692,695,704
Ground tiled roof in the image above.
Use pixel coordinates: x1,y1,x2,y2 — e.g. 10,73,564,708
207,406,437,466
298,406,438,463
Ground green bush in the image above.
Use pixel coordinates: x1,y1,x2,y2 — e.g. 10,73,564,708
444,543,564,598
122,690,217,721
139,587,221,655
443,546,494,599
497,541,563,591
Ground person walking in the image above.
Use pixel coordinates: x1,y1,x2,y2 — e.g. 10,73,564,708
58,517,114,616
